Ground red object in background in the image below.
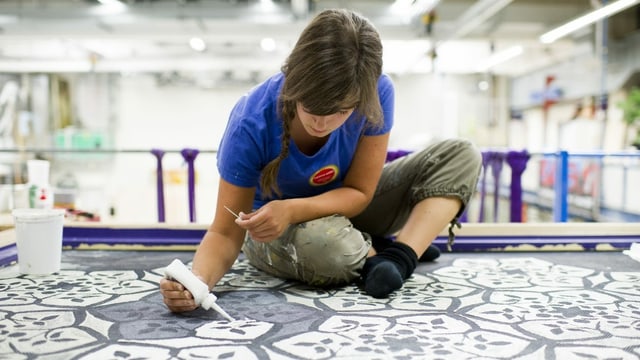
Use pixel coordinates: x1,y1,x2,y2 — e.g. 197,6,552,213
539,158,600,196
63,208,101,222
543,75,556,112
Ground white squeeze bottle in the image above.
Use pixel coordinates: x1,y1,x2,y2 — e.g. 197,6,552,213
164,259,234,321
27,160,53,209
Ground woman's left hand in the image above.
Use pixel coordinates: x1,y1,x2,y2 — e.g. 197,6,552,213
234,200,290,242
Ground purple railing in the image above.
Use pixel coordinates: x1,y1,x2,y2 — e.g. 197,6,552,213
0,147,636,223
2,147,640,268
383,149,639,224
477,150,530,223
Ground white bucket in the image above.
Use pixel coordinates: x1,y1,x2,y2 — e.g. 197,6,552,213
12,208,65,275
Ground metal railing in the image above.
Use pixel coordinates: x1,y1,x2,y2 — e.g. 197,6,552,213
2,148,639,223
477,149,640,223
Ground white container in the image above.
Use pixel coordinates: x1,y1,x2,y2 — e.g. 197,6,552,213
27,160,53,209
164,259,235,321
12,208,65,275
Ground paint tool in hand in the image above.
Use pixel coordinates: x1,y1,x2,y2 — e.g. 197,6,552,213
223,205,240,219
164,259,235,321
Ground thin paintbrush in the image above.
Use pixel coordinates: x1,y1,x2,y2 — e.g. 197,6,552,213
223,205,240,219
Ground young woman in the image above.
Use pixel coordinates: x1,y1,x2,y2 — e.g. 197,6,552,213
160,8,482,310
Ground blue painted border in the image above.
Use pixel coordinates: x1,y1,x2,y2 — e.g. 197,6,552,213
0,245,17,267
432,234,638,251
62,226,206,247
0,227,206,268
1,226,637,268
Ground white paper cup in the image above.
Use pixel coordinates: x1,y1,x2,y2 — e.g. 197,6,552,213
12,208,65,275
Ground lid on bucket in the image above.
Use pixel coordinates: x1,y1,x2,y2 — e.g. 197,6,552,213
12,208,66,222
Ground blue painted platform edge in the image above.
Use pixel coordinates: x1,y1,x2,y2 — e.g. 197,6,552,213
433,234,638,251
0,227,207,268
0,244,17,268
62,226,206,248
2,227,638,268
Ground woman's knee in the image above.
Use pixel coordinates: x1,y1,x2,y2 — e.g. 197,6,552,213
453,139,482,168
408,138,482,207
429,138,482,167
292,215,370,286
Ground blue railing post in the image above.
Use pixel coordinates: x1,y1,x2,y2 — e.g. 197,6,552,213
553,150,569,222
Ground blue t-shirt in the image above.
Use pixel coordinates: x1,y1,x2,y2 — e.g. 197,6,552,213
217,72,395,208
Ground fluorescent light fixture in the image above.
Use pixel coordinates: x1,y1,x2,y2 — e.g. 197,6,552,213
259,0,276,11
390,0,413,12
91,0,127,15
540,0,640,44
390,0,440,19
476,45,523,72
97,0,123,5
0,60,93,73
448,0,513,40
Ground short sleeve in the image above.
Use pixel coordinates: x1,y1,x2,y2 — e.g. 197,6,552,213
216,114,264,188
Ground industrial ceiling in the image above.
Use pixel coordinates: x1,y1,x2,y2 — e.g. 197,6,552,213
0,0,636,76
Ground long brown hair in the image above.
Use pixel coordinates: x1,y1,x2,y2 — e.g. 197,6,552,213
260,8,384,198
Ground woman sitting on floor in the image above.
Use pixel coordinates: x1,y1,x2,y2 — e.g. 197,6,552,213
160,8,482,310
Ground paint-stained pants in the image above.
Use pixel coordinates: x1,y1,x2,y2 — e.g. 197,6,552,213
242,138,483,286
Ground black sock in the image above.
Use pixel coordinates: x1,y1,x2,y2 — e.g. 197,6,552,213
361,242,418,298
371,235,441,262
420,244,441,262
371,235,394,253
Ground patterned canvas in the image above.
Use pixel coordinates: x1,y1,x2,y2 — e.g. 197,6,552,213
1,251,639,359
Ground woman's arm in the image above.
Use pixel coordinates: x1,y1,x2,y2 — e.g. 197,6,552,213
193,178,255,286
294,132,390,219
160,178,254,312
236,133,389,242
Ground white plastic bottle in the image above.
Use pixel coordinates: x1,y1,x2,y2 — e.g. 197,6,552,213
27,160,53,209
164,259,234,321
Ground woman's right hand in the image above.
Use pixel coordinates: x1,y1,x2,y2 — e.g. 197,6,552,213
235,200,291,242
159,277,199,313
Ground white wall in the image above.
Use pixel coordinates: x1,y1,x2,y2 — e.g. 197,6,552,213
111,74,245,224
77,71,503,224
390,73,507,150
30,68,638,224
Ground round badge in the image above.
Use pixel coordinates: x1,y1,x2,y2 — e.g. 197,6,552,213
309,165,338,186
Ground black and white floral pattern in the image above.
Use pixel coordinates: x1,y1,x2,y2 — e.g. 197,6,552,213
1,252,639,359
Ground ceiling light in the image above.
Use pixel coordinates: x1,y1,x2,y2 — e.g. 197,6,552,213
189,37,206,52
0,60,93,73
97,0,125,6
91,0,127,15
447,0,513,41
476,45,524,72
260,38,276,52
259,0,276,11
390,0,413,13
540,0,640,44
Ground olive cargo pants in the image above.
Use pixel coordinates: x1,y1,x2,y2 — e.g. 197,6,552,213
242,138,483,286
